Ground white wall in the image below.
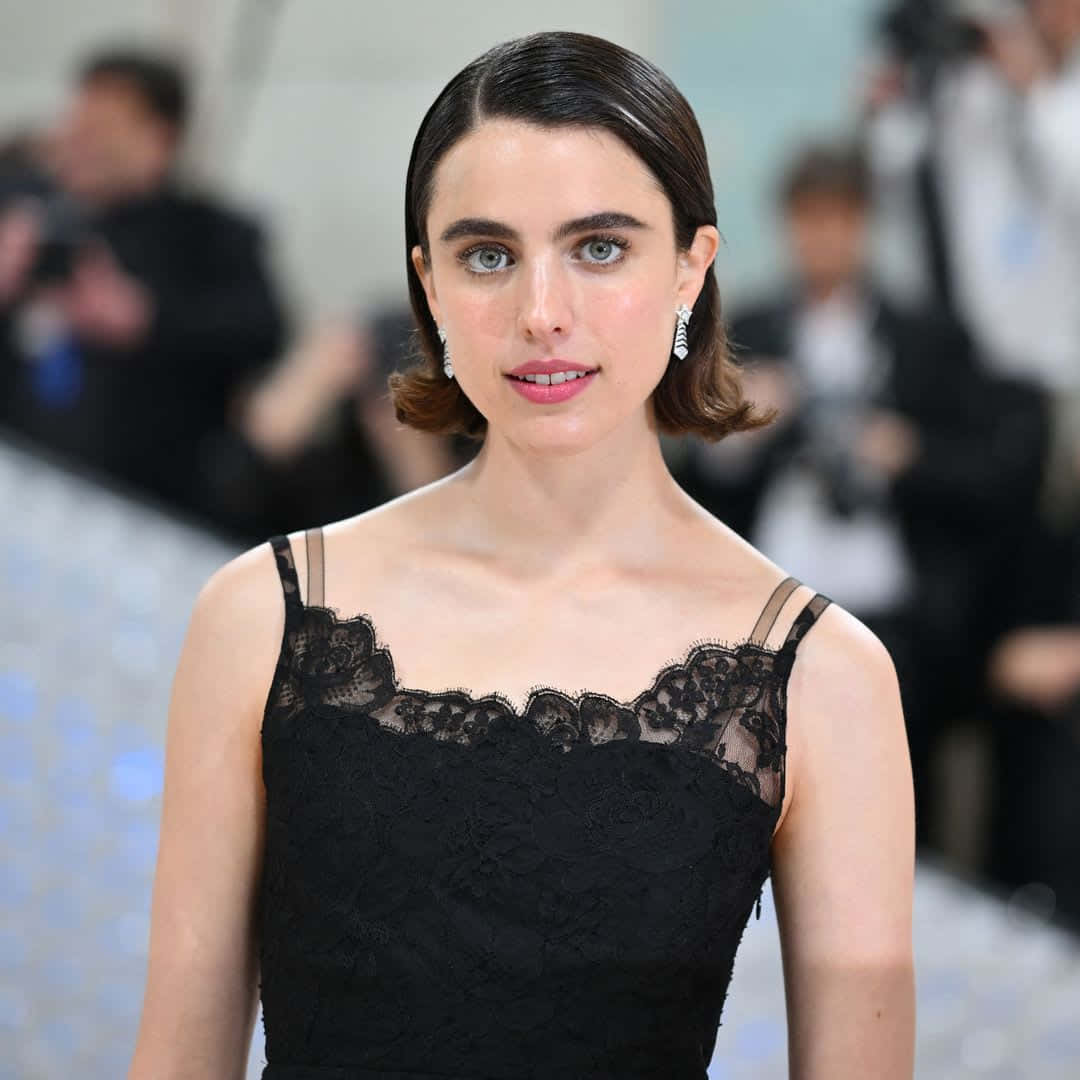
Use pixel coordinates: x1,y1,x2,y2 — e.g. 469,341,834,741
667,0,885,300
0,1,882,325
0,2,163,123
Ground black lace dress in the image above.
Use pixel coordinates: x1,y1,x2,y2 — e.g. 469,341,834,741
259,528,830,1079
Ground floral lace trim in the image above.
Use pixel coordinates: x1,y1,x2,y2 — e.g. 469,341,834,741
292,599,795,722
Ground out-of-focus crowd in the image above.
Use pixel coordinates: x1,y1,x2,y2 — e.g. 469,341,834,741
1,3,1078,930
0,47,470,544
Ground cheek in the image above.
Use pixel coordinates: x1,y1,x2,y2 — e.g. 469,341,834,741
594,280,672,374
441,279,514,347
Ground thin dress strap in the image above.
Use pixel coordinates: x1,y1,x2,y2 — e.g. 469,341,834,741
305,526,325,608
783,591,832,649
747,575,828,923
268,534,304,630
749,575,801,646
755,585,832,924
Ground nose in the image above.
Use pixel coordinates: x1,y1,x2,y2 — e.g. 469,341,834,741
516,252,574,345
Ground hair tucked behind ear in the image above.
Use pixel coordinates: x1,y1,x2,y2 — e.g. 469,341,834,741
390,30,774,443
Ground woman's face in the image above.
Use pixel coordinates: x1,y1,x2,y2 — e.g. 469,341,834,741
412,119,718,455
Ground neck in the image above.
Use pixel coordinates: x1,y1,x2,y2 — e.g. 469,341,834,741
436,407,695,577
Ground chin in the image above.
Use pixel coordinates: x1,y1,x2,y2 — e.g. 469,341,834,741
499,409,630,459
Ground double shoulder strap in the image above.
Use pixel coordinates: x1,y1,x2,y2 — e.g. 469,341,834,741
269,530,829,650
268,528,326,631
750,575,831,652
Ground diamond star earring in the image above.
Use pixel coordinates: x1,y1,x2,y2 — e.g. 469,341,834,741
672,304,692,361
437,326,454,379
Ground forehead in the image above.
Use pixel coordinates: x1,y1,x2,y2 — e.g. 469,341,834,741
70,78,147,122
787,191,867,217
426,119,668,231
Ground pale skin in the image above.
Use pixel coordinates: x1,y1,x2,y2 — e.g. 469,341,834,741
129,119,915,1078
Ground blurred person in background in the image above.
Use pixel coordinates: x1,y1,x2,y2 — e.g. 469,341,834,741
0,127,58,413
936,0,1080,392
984,443,1080,929
865,0,1080,897
866,0,1080,513
676,143,1049,851
206,305,472,542
0,46,287,526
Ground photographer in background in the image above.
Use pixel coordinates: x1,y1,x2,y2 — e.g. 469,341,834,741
934,0,1080,394
867,0,1080,515
867,1,1080,362
202,305,473,543
676,144,1048,851
0,47,286,527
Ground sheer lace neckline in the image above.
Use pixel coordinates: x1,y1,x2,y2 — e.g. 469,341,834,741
297,597,789,721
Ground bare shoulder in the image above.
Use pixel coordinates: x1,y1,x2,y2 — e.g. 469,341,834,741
767,600,915,1071
131,540,285,1074
780,601,907,823
773,598,915,951
176,539,288,721
301,478,465,604
787,600,901,717
678,512,908,845
671,501,804,628
191,539,284,644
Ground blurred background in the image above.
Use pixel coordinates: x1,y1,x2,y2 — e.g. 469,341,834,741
1,1,1079,1077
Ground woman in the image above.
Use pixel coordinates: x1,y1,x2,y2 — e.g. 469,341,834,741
129,31,915,1079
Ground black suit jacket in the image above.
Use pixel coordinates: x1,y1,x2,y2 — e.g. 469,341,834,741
1,184,287,519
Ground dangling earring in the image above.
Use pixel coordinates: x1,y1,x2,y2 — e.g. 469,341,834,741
437,326,454,379
672,304,692,360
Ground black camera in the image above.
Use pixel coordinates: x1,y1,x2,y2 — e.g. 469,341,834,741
877,0,1016,91
0,154,94,291
24,193,94,287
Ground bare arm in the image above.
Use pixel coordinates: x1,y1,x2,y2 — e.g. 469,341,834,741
358,394,459,494
241,323,369,462
128,542,284,1079
771,606,916,1079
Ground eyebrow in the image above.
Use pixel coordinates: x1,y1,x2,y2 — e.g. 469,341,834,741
438,211,649,245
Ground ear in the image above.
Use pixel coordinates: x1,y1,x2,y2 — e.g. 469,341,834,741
411,244,441,327
675,225,720,309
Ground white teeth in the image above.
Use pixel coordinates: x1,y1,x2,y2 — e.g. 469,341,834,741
516,370,591,384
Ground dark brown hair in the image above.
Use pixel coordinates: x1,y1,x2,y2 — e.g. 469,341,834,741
779,142,871,211
390,30,773,442
78,47,189,135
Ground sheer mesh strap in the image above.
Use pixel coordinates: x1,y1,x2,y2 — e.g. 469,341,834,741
305,526,325,608
783,592,832,649
768,590,833,845
749,575,801,646
268,534,303,629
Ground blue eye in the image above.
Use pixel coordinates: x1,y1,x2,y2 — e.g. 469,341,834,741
462,246,511,274
579,236,627,265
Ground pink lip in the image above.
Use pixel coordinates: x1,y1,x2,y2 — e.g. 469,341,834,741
507,358,595,376
505,370,597,403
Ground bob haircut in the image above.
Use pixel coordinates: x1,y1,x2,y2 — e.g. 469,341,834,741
390,30,772,442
